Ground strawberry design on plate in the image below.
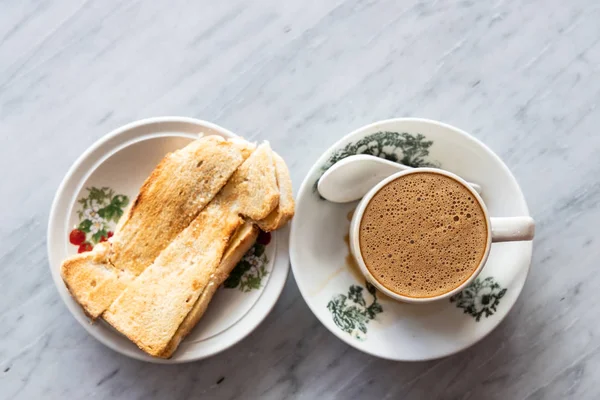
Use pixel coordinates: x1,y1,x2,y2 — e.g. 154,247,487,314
70,187,128,253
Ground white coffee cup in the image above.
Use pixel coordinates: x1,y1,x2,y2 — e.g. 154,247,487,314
349,168,535,304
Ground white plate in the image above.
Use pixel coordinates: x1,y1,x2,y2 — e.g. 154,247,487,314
47,117,289,363
290,118,533,361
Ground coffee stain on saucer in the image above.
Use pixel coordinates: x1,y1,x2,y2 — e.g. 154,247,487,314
308,266,344,297
343,234,365,283
307,208,358,297
344,208,367,283
344,208,362,282
346,208,355,222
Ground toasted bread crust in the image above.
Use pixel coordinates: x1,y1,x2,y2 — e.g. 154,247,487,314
111,136,254,275
158,222,259,358
103,202,243,356
255,151,295,231
216,142,279,221
61,243,135,319
154,145,283,356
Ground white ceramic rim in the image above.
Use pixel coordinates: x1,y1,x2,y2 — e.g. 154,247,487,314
290,117,532,361
349,167,493,304
47,116,290,363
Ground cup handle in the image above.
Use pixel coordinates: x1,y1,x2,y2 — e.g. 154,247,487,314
490,217,535,242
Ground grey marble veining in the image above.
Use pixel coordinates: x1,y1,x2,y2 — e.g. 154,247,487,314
1,0,599,398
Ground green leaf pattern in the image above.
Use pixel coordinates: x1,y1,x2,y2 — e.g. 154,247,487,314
224,243,269,292
327,282,383,340
314,131,439,194
450,277,507,321
74,187,129,245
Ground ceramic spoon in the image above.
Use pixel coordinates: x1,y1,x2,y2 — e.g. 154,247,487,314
317,154,483,203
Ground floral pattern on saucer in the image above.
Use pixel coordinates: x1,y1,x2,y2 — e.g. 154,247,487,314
69,187,129,253
450,277,507,321
313,131,439,194
224,231,272,292
327,281,383,340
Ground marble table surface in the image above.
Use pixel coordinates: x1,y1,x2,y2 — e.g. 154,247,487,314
2,0,599,398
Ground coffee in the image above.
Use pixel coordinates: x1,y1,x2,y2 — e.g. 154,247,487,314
359,171,488,298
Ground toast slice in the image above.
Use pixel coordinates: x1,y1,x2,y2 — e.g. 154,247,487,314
160,148,291,357
103,202,243,356
61,136,254,318
110,135,255,275
158,222,259,358
215,142,279,220
61,243,134,318
158,147,283,357
103,143,281,355
255,151,295,231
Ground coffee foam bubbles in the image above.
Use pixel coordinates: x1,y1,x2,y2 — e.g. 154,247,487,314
359,172,488,298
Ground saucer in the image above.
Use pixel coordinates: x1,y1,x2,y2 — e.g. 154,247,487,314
290,118,532,361
47,117,289,363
